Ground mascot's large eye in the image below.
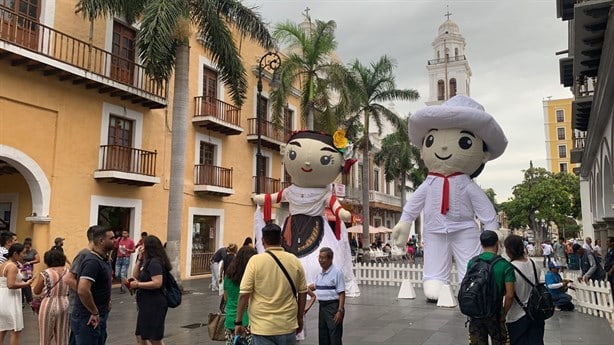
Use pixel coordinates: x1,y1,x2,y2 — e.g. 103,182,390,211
320,155,332,166
288,150,297,160
425,135,435,148
459,136,473,150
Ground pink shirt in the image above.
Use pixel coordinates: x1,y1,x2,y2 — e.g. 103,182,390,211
115,237,135,258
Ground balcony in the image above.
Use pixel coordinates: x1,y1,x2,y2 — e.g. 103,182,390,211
252,176,283,194
193,96,242,135
427,55,467,65
246,118,290,151
194,164,234,196
0,6,166,109
369,190,402,211
570,130,586,164
94,145,159,186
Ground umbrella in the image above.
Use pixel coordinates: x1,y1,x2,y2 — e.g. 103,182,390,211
375,226,393,233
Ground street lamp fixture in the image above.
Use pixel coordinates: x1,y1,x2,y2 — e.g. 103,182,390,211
256,51,282,194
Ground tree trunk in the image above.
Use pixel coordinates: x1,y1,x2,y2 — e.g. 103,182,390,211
166,43,189,283
307,104,314,130
361,131,370,249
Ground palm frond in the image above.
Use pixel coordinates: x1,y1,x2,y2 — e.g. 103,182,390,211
204,0,274,49
137,0,185,83
75,0,121,20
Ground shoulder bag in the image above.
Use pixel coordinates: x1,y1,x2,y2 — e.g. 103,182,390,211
266,250,297,300
32,269,66,314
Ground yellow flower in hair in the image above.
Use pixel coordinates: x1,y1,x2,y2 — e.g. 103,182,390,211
333,130,348,149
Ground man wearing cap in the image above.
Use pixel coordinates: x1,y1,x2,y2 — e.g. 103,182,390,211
392,95,508,301
235,223,307,345
51,237,65,252
545,263,574,311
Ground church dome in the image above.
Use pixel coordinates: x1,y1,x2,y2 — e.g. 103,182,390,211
438,19,460,35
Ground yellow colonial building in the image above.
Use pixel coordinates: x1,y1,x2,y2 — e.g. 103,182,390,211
542,98,580,174
0,1,297,278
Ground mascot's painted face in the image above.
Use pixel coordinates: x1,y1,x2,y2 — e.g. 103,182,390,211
284,137,344,188
421,128,490,176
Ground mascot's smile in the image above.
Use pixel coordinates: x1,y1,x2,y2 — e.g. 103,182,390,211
435,153,452,160
301,167,313,172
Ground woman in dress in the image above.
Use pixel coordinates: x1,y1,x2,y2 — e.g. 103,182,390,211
223,245,257,344
128,235,171,345
0,243,34,345
32,249,69,345
504,235,545,345
21,237,40,307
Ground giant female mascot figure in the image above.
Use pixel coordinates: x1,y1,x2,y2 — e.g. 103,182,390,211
253,130,360,297
392,95,508,302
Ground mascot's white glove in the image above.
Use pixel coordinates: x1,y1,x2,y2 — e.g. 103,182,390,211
252,194,266,205
392,221,411,247
339,209,351,223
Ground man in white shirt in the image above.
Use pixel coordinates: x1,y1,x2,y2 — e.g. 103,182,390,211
542,241,554,268
583,237,593,252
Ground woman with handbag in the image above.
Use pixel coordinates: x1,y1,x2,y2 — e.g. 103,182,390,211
32,249,69,345
222,245,257,344
0,243,34,345
128,235,171,345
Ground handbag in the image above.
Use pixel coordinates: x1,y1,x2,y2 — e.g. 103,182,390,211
207,312,226,341
32,270,65,314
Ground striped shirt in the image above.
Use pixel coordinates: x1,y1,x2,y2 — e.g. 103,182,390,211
314,265,345,302
0,246,7,264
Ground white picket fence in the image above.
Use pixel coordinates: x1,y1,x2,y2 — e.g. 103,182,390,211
353,262,614,321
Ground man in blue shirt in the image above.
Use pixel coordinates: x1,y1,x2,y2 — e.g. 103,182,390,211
309,247,345,345
544,263,574,311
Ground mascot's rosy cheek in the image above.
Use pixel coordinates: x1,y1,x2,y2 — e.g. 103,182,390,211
391,95,508,302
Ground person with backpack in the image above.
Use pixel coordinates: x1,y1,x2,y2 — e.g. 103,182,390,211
504,235,546,345
574,243,605,282
460,230,516,345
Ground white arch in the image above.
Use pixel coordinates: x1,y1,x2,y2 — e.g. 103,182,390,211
0,145,51,221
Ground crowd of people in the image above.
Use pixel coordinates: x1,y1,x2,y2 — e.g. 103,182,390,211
0,227,173,345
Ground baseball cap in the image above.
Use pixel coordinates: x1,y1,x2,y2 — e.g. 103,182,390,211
548,262,561,270
479,230,499,247
54,237,65,245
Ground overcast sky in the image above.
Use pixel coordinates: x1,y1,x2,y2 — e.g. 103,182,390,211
248,0,572,202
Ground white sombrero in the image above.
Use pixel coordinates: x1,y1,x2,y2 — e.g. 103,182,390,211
409,95,508,160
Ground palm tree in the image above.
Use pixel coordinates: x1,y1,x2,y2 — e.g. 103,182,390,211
340,56,419,248
374,117,426,207
76,0,274,278
270,15,346,131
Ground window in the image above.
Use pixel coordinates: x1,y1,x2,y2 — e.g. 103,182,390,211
108,115,133,147
437,80,445,101
558,145,567,158
373,169,380,191
556,110,564,122
437,51,440,60
201,66,218,116
111,21,136,84
284,107,294,131
557,128,566,140
559,163,568,173
258,96,269,120
199,142,214,165
449,78,457,97
257,155,269,178
454,48,459,59
0,0,39,49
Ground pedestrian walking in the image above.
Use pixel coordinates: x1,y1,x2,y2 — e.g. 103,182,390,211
210,246,228,292
114,230,135,294
223,245,257,344
0,243,34,345
32,249,70,345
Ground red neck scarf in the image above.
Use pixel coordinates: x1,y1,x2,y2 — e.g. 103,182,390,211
428,172,464,214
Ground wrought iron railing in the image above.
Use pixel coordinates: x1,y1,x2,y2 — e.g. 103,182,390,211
194,164,233,189
191,252,213,276
0,6,166,99
427,55,467,65
193,96,241,127
247,118,291,143
98,145,157,176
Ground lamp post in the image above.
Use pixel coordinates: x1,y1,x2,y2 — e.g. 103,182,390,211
256,51,281,195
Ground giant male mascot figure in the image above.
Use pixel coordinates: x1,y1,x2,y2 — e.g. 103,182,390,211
253,129,360,297
392,95,508,302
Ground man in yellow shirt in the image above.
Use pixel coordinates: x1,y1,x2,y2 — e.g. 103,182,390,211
235,223,307,344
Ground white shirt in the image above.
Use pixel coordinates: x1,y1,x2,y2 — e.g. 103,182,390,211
583,243,593,252
542,244,553,256
400,174,498,233
507,259,540,323
280,185,332,216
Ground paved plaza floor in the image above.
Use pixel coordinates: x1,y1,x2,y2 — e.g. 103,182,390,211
19,278,614,345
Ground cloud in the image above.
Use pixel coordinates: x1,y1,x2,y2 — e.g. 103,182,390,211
251,0,572,201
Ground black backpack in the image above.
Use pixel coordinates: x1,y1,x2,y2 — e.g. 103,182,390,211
458,254,504,319
163,270,182,308
512,259,554,322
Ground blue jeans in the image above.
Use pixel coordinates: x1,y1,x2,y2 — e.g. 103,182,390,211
70,310,108,345
252,332,296,345
115,256,130,290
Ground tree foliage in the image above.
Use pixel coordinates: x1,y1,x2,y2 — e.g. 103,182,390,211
499,165,580,243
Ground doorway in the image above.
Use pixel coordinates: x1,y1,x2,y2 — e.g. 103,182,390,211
190,215,217,276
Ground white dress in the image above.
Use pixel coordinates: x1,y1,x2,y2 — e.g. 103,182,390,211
0,263,24,332
255,185,360,297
